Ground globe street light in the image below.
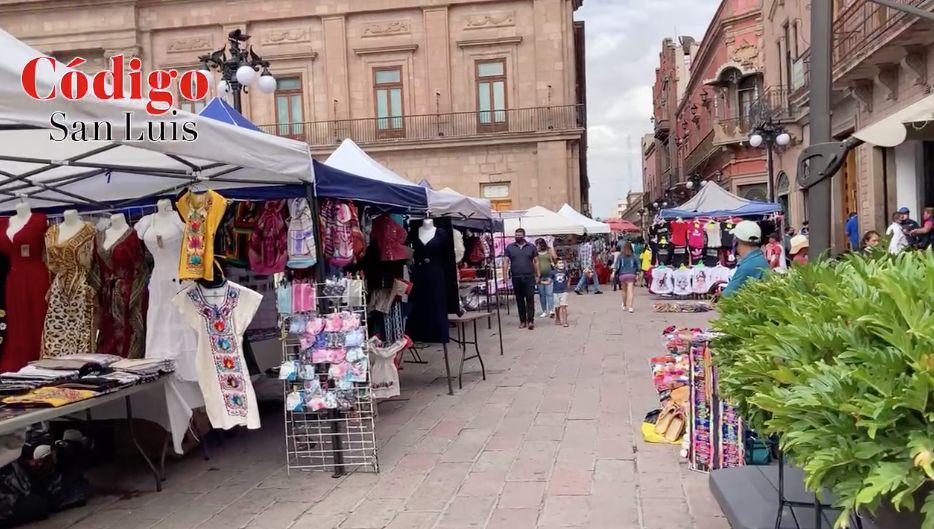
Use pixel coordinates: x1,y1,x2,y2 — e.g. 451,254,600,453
198,29,276,112
749,118,791,203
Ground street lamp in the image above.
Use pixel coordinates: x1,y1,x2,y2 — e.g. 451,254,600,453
749,119,791,202
198,29,277,113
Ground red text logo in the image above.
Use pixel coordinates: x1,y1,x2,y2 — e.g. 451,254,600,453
21,55,210,116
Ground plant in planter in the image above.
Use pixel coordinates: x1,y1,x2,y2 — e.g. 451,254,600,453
713,252,934,528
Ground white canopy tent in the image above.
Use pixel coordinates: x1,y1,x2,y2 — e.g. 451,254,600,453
504,205,586,236
0,28,313,212
325,139,492,218
557,203,610,234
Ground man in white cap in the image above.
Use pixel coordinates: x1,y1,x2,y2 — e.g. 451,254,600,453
722,220,770,297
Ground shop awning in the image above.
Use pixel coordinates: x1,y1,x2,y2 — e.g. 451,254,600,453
0,28,313,212
557,203,610,234
606,218,641,233
503,205,586,236
853,93,934,147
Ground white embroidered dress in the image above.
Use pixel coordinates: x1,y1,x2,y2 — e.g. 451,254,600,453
173,282,262,430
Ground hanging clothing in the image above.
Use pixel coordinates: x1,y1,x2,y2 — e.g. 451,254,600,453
248,200,288,275
95,230,149,358
371,215,409,262
0,214,49,372
135,213,199,381
406,226,453,343
0,255,7,360
670,220,689,247
42,223,98,357
704,221,722,248
177,190,228,281
368,337,408,399
687,222,705,249
173,282,262,430
286,198,317,269
215,201,261,268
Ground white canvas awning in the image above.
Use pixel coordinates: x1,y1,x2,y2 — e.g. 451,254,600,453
326,139,492,218
853,93,934,147
504,205,586,236
0,28,313,211
557,203,610,234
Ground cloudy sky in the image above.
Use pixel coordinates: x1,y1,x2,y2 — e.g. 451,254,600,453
575,0,720,218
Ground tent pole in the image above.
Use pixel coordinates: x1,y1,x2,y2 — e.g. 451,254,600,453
304,181,345,477
490,222,504,356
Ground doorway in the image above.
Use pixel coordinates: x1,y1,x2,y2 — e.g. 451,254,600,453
840,147,858,224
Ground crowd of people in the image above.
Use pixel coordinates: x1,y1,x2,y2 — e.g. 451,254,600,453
501,207,931,325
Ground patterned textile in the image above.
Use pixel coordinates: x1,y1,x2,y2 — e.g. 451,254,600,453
286,198,317,269
216,201,261,268
173,282,262,430
177,190,227,281
95,230,149,358
42,223,98,357
653,302,714,313
248,200,288,275
578,242,594,270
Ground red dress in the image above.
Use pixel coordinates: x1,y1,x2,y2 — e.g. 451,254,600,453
95,230,149,358
0,214,50,372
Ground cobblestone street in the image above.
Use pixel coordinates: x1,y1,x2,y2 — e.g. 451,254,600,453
25,290,727,529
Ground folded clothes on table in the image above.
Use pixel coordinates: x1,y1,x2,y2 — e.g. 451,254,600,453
2,387,99,408
111,358,175,376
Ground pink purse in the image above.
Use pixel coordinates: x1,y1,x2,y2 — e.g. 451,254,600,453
292,282,315,313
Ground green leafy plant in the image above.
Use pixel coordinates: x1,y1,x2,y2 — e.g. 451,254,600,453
713,252,934,528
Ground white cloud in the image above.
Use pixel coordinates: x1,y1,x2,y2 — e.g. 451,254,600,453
575,0,720,217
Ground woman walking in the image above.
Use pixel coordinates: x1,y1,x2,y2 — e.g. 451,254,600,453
615,242,640,313
536,238,557,318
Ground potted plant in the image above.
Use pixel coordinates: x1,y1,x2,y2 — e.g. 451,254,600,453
713,252,934,529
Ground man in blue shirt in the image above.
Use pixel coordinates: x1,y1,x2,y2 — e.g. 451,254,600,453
722,221,770,297
844,212,859,251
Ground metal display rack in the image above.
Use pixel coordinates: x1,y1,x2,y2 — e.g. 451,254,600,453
281,283,378,476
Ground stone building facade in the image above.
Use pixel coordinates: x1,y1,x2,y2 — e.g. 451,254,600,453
0,0,588,213
644,1,771,212
762,0,934,250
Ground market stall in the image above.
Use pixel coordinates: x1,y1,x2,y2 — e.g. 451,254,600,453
557,203,610,234
648,183,782,298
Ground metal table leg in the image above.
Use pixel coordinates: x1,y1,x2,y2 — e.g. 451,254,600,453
125,396,163,492
442,343,454,395
473,319,486,380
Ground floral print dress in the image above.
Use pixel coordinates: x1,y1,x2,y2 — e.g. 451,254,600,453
95,230,149,358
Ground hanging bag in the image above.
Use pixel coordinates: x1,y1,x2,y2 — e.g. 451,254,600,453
248,200,288,275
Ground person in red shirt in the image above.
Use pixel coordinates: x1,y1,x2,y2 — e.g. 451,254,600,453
764,233,784,270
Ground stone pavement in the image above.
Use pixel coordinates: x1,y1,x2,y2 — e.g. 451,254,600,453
24,289,728,529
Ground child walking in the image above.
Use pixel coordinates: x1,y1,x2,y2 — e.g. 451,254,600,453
552,259,570,327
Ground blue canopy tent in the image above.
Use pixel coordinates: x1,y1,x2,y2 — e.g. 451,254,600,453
659,182,782,220
199,100,428,212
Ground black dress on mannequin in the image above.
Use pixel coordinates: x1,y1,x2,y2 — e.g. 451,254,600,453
406,226,451,343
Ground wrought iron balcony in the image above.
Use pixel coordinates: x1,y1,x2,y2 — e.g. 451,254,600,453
833,0,934,78
259,105,584,146
756,85,793,120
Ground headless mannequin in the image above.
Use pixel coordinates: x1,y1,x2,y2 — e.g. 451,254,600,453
103,213,129,251
418,219,437,245
140,199,178,250
57,210,84,244
6,201,32,240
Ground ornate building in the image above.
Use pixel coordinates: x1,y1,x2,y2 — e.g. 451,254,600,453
1,0,589,212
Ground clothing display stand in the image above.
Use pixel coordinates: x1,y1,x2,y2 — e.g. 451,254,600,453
282,284,378,476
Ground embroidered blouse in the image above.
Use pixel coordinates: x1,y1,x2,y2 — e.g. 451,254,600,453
176,190,227,281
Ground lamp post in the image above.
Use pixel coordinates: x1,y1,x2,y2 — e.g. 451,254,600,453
749,120,791,203
198,29,277,113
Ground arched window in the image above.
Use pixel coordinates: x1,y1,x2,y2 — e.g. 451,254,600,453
776,172,790,196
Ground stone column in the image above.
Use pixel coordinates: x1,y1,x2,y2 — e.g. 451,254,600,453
322,16,350,120
423,7,452,114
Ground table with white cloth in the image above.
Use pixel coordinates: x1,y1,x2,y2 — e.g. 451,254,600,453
0,376,170,491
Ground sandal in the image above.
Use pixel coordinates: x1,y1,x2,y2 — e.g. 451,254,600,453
665,407,686,443
654,401,677,435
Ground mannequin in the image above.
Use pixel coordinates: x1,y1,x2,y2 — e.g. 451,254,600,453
7,201,32,241
418,219,437,245
102,213,129,250
57,210,84,244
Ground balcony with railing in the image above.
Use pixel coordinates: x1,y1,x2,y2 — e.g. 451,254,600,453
259,105,584,147
713,115,755,146
833,0,934,79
